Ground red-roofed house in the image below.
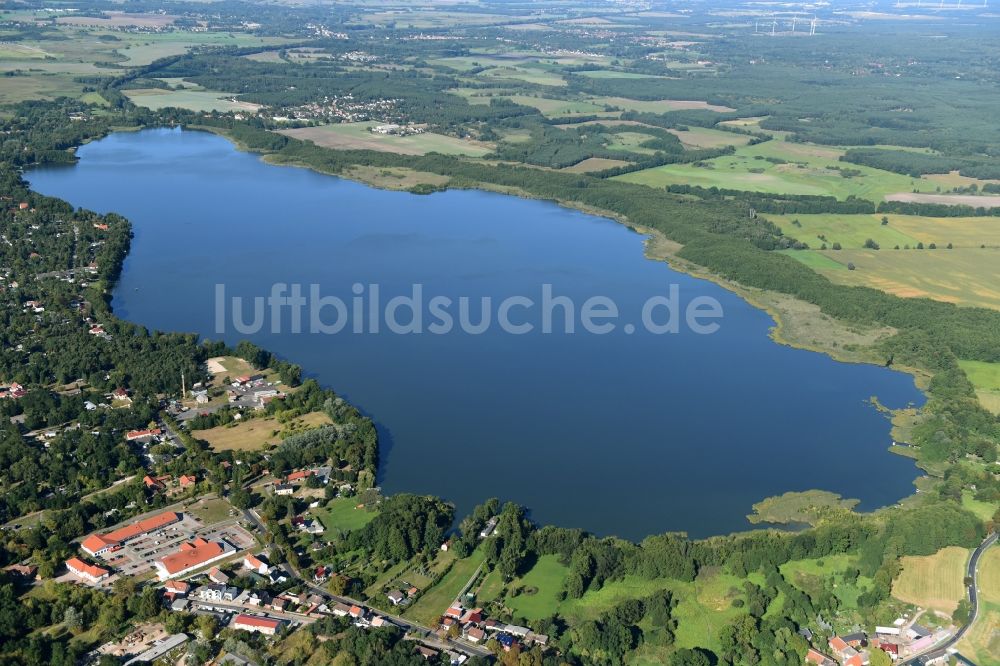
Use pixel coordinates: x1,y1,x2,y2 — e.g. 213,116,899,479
243,553,270,575
143,475,166,491
286,469,313,483
444,606,463,620
233,614,283,636
179,474,197,487
164,580,191,595
805,649,836,666
66,557,110,584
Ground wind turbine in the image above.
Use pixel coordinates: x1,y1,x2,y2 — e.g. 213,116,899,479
809,16,817,35
771,19,776,36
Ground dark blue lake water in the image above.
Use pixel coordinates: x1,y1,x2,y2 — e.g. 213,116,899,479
28,128,925,540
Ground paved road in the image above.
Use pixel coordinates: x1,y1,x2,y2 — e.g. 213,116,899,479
901,531,997,665
240,509,492,658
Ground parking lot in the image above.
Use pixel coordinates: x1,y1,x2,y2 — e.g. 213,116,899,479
104,513,257,578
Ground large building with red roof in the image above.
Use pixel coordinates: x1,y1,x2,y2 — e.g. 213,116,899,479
154,537,232,580
80,511,181,557
233,614,283,635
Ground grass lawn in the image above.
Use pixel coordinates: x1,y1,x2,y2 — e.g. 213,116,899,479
476,567,506,604
193,411,332,451
616,139,929,201
779,249,850,272
959,360,1000,415
186,496,236,526
506,555,570,620
312,497,378,538
124,88,262,113
279,122,493,157
474,66,566,87
892,546,970,613
811,247,1000,311
957,546,1000,664
404,547,486,626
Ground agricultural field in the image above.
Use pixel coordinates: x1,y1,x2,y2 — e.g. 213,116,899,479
770,213,1000,251
114,32,289,66
124,88,262,113
799,247,1000,311
278,122,493,157
499,94,605,117
562,157,631,173
474,66,566,87
593,95,735,113
312,497,378,538
668,126,751,149
403,547,486,626
891,546,970,613
616,139,931,201
958,360,1000,414
956,546,1000,664
192,411,332,451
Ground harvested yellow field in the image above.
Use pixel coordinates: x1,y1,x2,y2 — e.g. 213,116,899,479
194,411,332,451
892,546,970,613
957,547,1000,665
817,248,1000,311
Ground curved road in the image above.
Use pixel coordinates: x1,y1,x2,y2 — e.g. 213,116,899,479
902,531,997,665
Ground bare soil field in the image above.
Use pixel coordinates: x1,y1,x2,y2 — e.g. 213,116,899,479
885,192,1000,207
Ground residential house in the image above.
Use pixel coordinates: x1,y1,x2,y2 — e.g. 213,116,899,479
243,553,271,575
387,590,405,605
208,566,231,585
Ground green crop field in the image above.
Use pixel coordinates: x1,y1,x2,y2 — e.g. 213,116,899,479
669,126,751,149
616,139,932,201
593,95,735,113
115,32,289,66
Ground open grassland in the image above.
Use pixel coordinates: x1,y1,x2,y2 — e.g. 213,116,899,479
957,547,1000,665
186,496,236,526
959,360,1000,414
781,554,874,611
312,497,378,538
404,547,486,626
124,88,262,113
892,546,970,613
343,166,450,191
616,139,931,200
278,122,493,157
193,411,332,451
961,491,998,522
505,555,570,620
801,247,1000,311
605,131,661,155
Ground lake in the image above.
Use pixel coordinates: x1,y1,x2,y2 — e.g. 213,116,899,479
28,128,925,540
